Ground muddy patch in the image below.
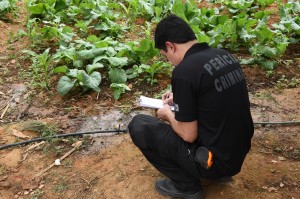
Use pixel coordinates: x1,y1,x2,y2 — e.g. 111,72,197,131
79,108,155,153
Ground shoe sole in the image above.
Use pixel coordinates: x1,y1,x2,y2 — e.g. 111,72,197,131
155,183,204,199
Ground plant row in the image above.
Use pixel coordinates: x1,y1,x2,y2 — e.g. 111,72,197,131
5,0,300,98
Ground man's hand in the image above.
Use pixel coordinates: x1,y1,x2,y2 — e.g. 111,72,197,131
162,91,173,106
156,104,173,122
157,105,198,143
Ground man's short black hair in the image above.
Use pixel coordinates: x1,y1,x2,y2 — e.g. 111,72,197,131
154,14,197,51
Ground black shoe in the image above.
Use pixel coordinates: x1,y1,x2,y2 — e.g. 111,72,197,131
155,179,204,199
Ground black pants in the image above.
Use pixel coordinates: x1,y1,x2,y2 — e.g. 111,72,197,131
128,114,203,192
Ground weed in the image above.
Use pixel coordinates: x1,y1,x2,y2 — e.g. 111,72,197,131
288,77,299,87
22,48,55,90
0,67,9,76
30,189,44,199
55,177,69,193
254,91,275,101
276,75,299,89
42,142,63,156
154,85,172,99
7,53,16,60
6,44,15,50
63,159,73,168
0,164,7,175
266,70,274,78
20,121,59,138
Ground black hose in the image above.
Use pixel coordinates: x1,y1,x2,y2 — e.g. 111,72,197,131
1,120,300,150
0,129,127,150
254,121,300,125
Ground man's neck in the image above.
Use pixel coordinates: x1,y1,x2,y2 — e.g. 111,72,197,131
176,40,198,61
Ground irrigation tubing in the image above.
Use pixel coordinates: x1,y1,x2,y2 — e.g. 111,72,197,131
253,121,300,125
0,129,127,150
1,120,300,150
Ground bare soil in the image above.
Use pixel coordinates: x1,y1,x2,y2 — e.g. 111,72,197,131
0,2,300,199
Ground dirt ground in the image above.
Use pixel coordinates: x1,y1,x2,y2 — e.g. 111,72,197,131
0,2,300,199
0,88,299,199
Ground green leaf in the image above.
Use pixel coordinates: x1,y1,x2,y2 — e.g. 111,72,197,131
86,63,104,74
258,60,278,70
28,3,45,14
87,35,100,43
67,69,79,78
57,76,76,96
81,71,101,92
240,28,256,42
257,45,278,58
54,0,67,12
240,58,256,65
73,59,83,68
134,39,158,62
172,0,187,22
22,49,37,57
95,23,109,31
0,1,10,12
255,25,274,42
110,83,130,100
106,57,128,67
140,1,154,16
53,65,68,73
257,0,275,8
78,48,106,59
109,68,127,84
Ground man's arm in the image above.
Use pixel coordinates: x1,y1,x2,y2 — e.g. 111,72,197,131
156,105,198,143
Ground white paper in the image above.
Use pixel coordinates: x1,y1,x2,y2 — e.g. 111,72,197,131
138,96,174,110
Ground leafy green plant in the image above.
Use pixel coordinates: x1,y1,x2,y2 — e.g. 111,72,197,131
20,121,59,137
22,48,56,89
31,189,44,199
133,39,159,63
273,0,300,40
144,61,171,85
21,0,300,99
276,75,299,89
0,0,18,20
55,65,102,95
55,177,69,193
110,83,131,99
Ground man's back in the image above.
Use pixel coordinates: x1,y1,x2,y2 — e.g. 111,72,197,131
172,43,254,176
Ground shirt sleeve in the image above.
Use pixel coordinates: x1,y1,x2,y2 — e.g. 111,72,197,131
172,77,198,122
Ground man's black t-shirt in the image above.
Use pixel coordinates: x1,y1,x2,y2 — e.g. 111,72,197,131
172,43,254,176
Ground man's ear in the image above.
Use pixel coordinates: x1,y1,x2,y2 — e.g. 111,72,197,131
165,41,176,52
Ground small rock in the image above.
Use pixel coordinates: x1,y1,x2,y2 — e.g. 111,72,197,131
54,159,61,166
10,168,19,173
278,156,286,161
38,184,44,189
24,191,29,195
0,181,11,189
14,97,20,104
0,175,8,181
280,182,284,188
268,187,277,192
262,186,268,190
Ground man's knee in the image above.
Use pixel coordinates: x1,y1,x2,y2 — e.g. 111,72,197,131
128,114,149,149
